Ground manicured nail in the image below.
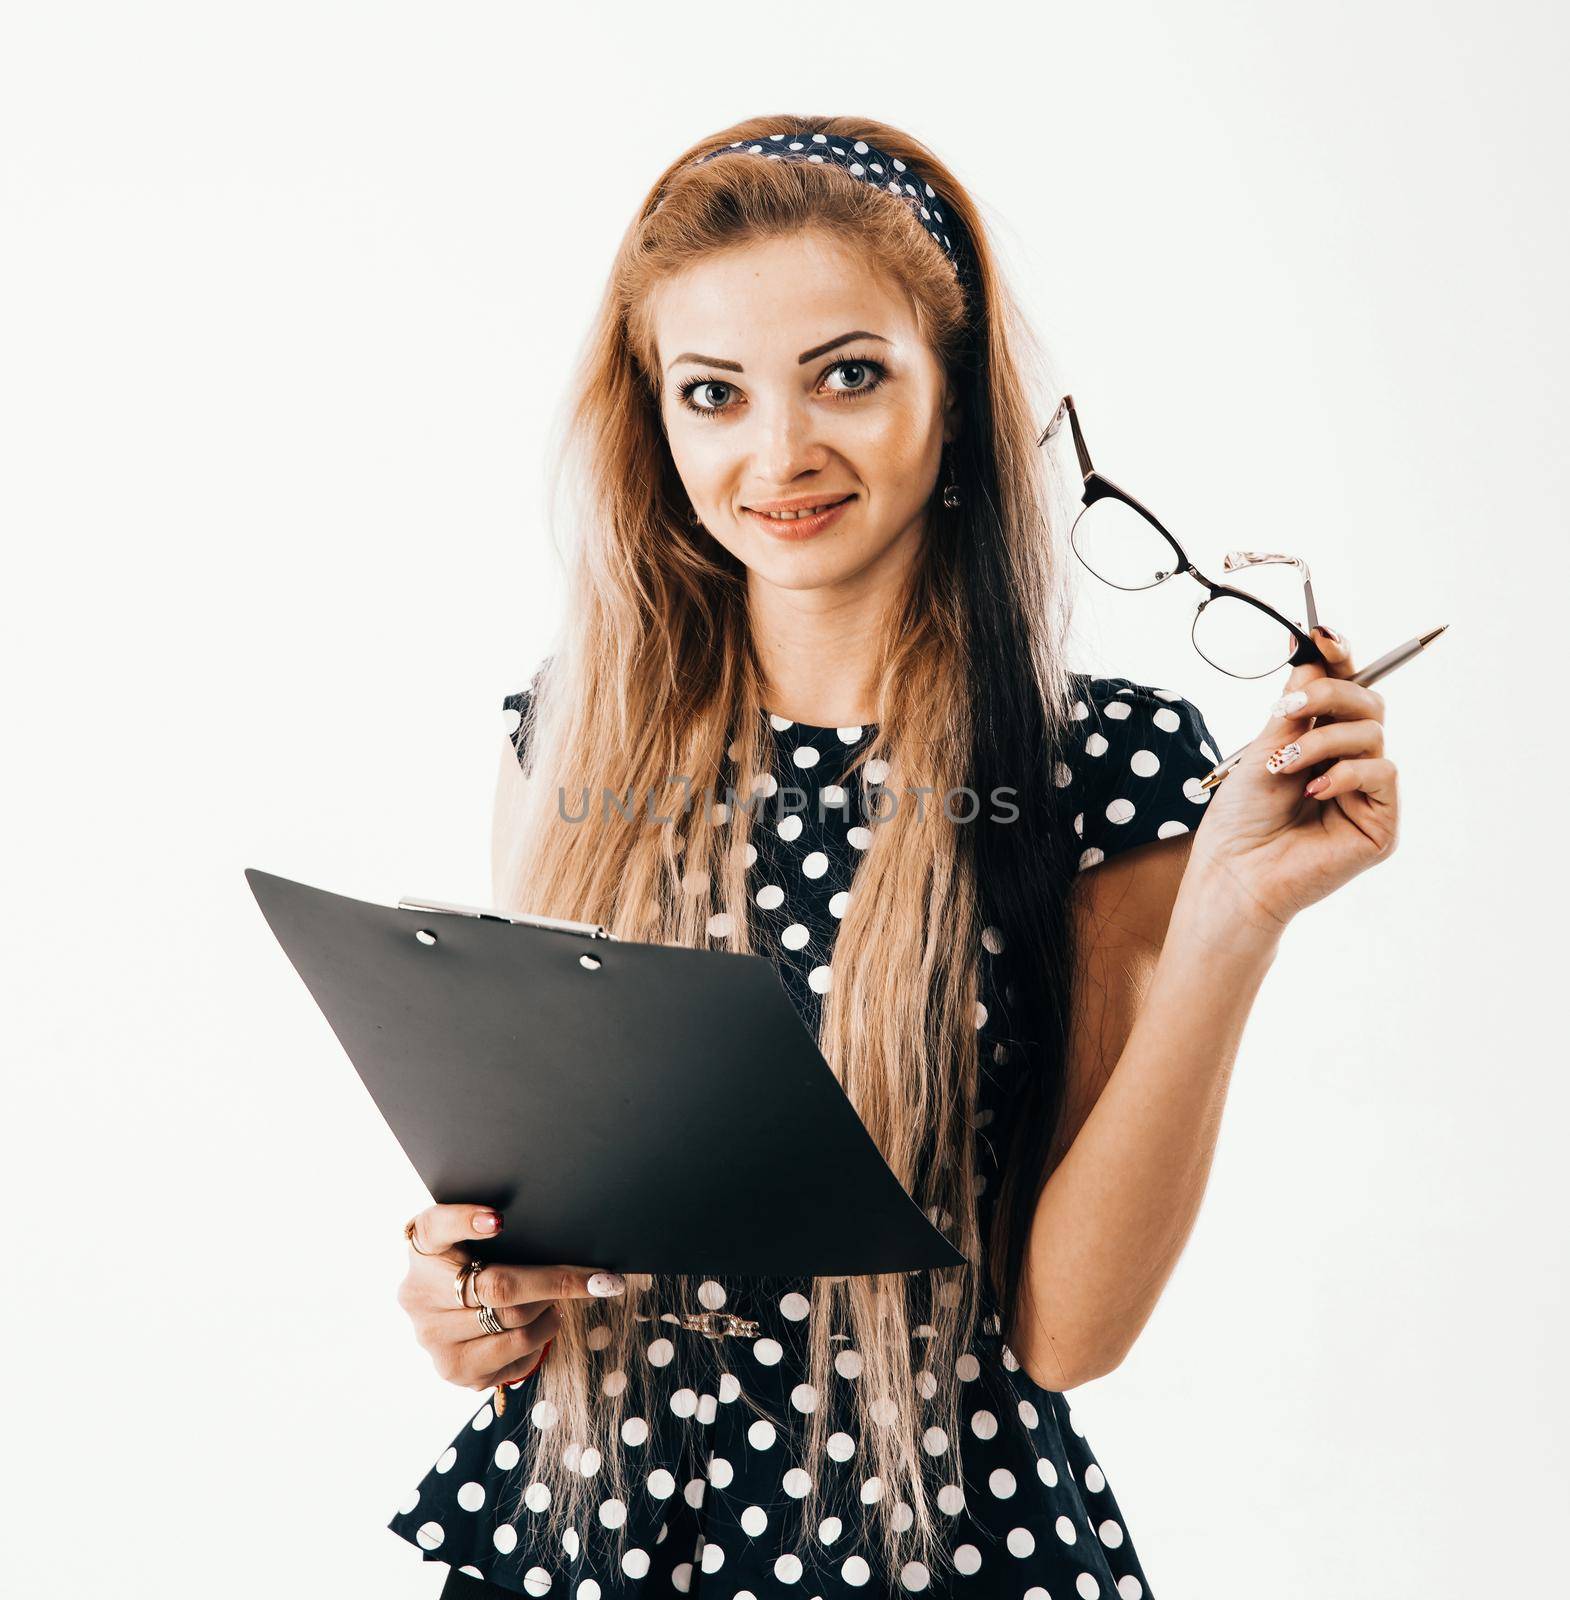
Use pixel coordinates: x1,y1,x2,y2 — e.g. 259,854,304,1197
473,1210,501,1234
1265,742,1302,774
587,1272,626,1297
1313,625,1342,644
1271,690,1309,717
1305,776,1328,796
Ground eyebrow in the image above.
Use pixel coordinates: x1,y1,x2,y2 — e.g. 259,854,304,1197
665,330,890,375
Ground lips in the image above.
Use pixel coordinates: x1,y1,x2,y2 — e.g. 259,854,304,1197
745,494,854,520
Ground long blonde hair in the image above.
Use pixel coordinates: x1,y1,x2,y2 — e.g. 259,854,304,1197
492,114,1088,1585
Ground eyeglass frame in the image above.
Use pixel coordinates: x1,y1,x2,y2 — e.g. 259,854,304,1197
1038,394,1329,678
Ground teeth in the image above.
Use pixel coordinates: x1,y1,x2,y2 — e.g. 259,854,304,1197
755,500,844,521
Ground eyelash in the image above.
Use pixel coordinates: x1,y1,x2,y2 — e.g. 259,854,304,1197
675,358,890,420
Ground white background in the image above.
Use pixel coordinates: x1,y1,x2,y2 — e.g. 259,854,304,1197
4,3,1566,1595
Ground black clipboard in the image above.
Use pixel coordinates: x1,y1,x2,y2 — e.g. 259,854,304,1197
245,869,965,1277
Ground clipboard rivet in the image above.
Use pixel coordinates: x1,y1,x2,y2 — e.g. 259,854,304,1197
579,954,602,971
415,929,438,946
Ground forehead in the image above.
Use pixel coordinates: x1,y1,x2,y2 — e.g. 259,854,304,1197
650,232,919,363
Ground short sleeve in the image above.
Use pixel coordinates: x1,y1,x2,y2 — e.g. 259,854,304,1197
1061,674,1224,872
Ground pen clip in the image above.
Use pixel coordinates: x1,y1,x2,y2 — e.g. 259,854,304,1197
397,896,618,941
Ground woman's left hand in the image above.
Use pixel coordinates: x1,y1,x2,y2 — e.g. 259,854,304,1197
1188,625,1400,936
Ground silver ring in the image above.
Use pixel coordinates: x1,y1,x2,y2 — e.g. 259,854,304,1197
477,1304,505,1336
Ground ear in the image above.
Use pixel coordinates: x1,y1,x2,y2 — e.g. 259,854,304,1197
942,386,963,445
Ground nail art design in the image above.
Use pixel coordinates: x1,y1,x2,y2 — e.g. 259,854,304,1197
1265,742,1302,774
1271,690,1308,717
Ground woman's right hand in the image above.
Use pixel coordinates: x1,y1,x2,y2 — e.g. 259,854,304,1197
398,1204,626,1391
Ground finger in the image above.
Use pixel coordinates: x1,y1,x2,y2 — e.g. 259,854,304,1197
1266,678,1386,733
489,1339,555,1390
1263,718,1385,776
405,1256,626,1313
1303,755,1400,818
1310,624,1359,681
407,1203,504,1257
451,1306,562,1388
428,1297,559,1344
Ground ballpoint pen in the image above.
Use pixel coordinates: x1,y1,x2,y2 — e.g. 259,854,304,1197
1197,623,1449,791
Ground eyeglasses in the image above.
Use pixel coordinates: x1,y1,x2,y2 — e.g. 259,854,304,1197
1039,395,1329,680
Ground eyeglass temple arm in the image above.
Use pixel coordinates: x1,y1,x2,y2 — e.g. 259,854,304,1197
1222,550,1321,634
1039,395,1094,480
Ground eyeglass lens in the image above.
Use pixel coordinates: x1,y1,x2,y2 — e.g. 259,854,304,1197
1070,499,1300,679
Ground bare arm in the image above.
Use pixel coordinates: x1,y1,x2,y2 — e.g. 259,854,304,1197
1005,837,1282,1391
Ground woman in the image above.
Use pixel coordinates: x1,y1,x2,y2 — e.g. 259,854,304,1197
388,117,1398,1599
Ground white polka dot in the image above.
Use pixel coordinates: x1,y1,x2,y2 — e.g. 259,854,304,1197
743,841,757,867
778,1290,811,1320
1077,1577,1102,1598
1078,847,1106,871
647,1337,675,1367
754,881,784,912
801,850,829,879
741,1504,769,1536
601,1368,627,1397
834,1348,863,1379
451,1478,483,1512
1037,1456,1060,1487
1117,1577,1144,1598
1017,1401,1039,1429
707,1456,734,1487
988,1467,1016,1498
561,1527,580,1561
700,1540,725,1573
981,924,1006,954
523,1568,552,1595
598,1498,627,1528
1130,748,1160,777
860,1476,885,1504
585,1323,612,1351
865,758,890,784
792,745,821,769
416,1520,445,1550
696,1392,717,1424
1104,699,1132,720
900,1562,930,1590
916,1368,938,1399
870,1395,899,1427
1008,1526,1037,1557
621,1416,648,1446
974,1001,988,1029
435,1446,458,1474
754,1337,783,1366
922,1426,949,1455
470,1403,494,1430
936,1484,966,1514
841,1555,871,1586
523,1481,551,1513
953,1544,982,1575
646,1468,675,1499
748,1418,777,1450
684,1477,707,1508
778,815,804,842
1054,1513,1077,1543
826,1432,856,1462
492,1524,516,1555
783,1467,813,1498
1000,1343,1020,1371
781,923,810,950
955,1353,981,1381
669,1568,692,1594
970,1409,998,1439
791,1382,820,1413
769,713,795,731
1098,1518,1124,1547
1026,1590,1051,1600
706,911,734,938
808,965,832,993
621,1548,650,1579
1083,1463,1106,1492
753,772,779,798
846,825,873,849
1156,819,1190,839
577,1446,601,1477
1182,776,1211,804
822,783,849,809
669,1387,698,1418
819,1515,843,1543
531,1400,559,1429
828,890,851,918
1071,699,1090,720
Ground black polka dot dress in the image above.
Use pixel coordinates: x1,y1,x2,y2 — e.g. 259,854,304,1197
388,674,1224,1600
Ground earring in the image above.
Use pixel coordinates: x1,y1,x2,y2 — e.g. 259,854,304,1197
941,447,961,510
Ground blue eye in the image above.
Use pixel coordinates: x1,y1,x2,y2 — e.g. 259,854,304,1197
676,358,889,420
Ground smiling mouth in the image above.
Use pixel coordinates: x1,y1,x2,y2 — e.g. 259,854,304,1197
745,495,854,522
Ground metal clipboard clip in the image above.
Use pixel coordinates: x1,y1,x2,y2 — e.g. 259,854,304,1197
397,896,619,942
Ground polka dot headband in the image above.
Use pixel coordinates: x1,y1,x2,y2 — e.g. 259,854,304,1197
675,131,966,270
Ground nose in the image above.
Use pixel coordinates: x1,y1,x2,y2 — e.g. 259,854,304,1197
748,401,831,486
